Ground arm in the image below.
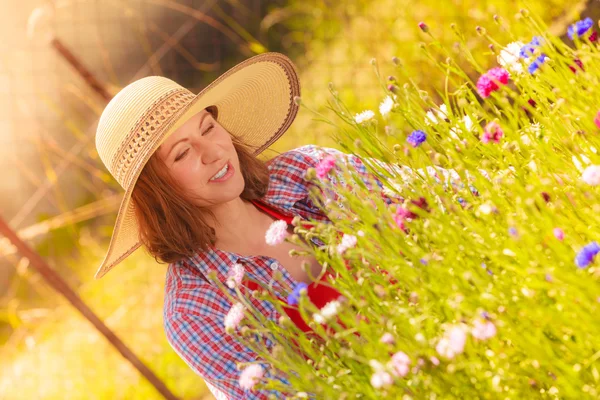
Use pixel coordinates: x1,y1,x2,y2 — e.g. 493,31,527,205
164,310,290,399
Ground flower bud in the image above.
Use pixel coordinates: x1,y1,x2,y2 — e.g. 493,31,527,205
418,22,429,33
476,26,486,36
369,58,377,66
391,56,401,66
293,96,302,105
387,84,399,94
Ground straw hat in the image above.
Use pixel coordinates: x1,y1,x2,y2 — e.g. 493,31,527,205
94,52,301,279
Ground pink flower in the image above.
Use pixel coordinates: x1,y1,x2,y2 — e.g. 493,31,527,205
226,263,245,289
481,121,504,144
370,370,393,388
389,351,411,377
379,332,395,344
553,227,565,241
224,302,245,332
315,155,337,178
436,325,467,359
477,67,509,98
265,220,289,245
582,165,600,185
595,111,600,129
336,233,358,254
239,364,265,391
430,356,440,366
471,319,497,340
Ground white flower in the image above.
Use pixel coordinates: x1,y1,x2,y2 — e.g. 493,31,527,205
498,41,525,75
265,220,289,246
313,299,342,323
379,96,395,116
224,302,245,332
370,370,393,388
471,319,497,340
354,110,375,123
436,325,467,359
336,234,358,254
424,103,448,126
582,165,600,185
226,263,245,289
449,115,475,139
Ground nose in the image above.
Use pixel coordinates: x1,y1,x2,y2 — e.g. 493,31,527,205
194,137,225,165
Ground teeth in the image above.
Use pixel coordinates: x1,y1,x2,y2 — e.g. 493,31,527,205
210,164,229,180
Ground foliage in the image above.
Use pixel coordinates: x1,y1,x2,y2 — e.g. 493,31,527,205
225,9,600,399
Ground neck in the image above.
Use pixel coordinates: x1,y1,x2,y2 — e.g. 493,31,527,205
209,197,268,250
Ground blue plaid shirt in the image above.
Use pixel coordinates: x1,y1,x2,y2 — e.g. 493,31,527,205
162,144,394,399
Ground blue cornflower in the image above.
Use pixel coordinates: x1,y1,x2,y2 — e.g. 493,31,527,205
508,227,518,237
407,130,427,147
568,17,594,40
519,36,543,59
575,241,600,268
527,54,548,74
287,282,308,305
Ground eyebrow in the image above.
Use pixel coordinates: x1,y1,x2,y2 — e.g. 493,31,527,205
166,112,210,159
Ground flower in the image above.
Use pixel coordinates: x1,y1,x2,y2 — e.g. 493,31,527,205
436,325,467,359
527,54,548,74
336,233,358,254
370,370,393,388
519,36,543,58
407,130,427,147
582,165,600,185
380,332,395,344
224,302,245,331
226,263,245,289
471,319,497,340
575,242,600,268
476,67,509,98
481,121,504,144
595,111,600,129
287,282,308,306
449,115,475,139
379,96,394,116
354,110,375,123
265,220,289,246
425,103,448,125
568,17,594,40
389,351,411,377
315,155,337,178
239,364,265,391
497,41,525,75
313,299,342,324
569,59,585,73
553,228,565,241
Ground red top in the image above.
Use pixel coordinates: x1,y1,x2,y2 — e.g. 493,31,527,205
249,199,344,334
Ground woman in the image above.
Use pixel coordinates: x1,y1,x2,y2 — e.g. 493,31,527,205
94,52,386,399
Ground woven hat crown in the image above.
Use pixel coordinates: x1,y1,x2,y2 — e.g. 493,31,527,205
95,76,194,189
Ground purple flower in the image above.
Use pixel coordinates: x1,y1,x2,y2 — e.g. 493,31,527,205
287,282,308,305
407,130,427,147
527,54,548,74
519,36,543,58
575,241,600,268
568,17,594,40
508,227,518,237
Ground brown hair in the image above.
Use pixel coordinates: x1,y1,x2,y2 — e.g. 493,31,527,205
131,110,270,265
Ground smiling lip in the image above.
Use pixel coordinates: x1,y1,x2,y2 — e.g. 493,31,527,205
209,161,234,183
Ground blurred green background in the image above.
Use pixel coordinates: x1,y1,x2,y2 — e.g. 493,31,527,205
0,0,592,398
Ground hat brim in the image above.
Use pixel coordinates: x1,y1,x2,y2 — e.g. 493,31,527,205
94,52,300,279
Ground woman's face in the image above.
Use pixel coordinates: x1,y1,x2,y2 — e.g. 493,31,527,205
156,108,245,207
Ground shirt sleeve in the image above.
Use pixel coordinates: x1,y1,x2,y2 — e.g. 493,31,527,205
164,310,290,399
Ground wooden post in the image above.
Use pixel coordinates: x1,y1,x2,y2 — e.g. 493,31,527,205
0,217,180,400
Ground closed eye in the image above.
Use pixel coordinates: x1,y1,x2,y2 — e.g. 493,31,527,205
175,124,215,162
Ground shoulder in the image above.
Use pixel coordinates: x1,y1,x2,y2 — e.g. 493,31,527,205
266,144,347,169
163,260,229,320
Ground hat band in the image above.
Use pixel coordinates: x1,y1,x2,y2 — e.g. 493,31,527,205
111,88,196,187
